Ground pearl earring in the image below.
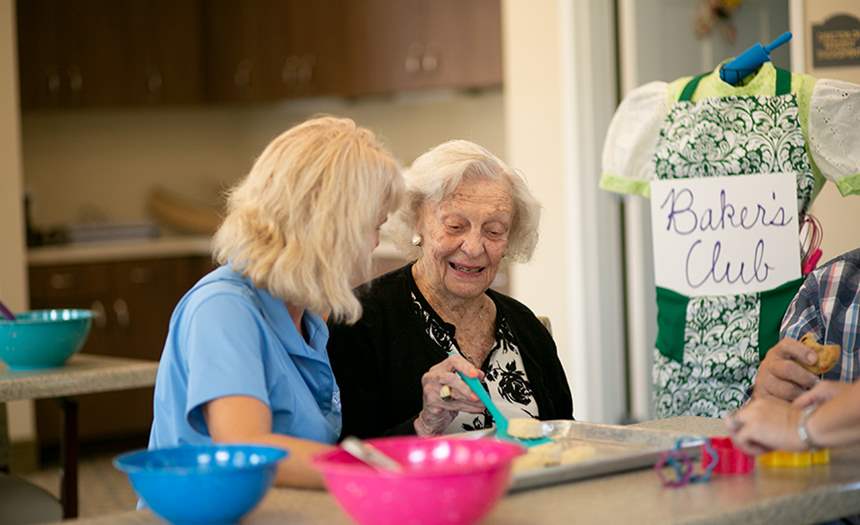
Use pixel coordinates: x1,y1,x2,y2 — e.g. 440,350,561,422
411,234,423,246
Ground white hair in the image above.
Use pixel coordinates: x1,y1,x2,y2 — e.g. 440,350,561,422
213,116,404,323
391,140,540,262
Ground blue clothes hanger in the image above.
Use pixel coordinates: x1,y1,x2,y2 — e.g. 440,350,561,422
720,31,792,85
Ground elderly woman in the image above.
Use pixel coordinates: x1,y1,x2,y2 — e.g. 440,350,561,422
147,117,403,488
328,140,572,438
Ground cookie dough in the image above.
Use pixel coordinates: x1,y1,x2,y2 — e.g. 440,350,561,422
512,442,563,473
560,445,597,464
508,418,545,439
512,443,598,473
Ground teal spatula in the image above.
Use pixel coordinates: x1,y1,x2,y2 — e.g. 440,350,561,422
454,369,551,448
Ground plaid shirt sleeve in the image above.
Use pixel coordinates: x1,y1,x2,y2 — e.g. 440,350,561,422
780,256,860,382
780,270,824,342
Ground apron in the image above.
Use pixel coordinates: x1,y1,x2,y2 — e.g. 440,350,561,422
651,67,816,418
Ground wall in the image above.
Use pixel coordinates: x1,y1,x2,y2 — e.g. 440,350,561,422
0,0,35,443
504,0,626,423
22,92,505,228
811,185,860,262
791,0,860,262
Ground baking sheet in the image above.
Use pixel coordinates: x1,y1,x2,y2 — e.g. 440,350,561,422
502,420,704,492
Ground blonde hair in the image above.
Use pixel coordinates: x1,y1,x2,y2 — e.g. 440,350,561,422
213,116,404,323
393,140,540,262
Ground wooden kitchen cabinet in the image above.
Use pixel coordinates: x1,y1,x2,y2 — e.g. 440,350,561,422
29,255,213,450
123,0,204,106
202,0,346,103
201,0,271,103
16,0,66,109
345,0,502,96
17,0,203,110
343,0,424,96
17,0,501,109
202,0,501,101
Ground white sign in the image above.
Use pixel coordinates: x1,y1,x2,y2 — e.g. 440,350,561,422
650,173,801,297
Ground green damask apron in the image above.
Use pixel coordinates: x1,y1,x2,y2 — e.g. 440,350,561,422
652,68,815,418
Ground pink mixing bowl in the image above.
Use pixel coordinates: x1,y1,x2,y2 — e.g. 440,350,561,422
313,436,524,525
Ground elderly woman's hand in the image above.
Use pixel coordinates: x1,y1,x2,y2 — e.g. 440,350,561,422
725,397,804,455
414,355,487,436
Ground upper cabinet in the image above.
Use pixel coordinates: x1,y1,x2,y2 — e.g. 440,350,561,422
16,0,501,110
345,0,502,96
17,0,203,110
124,0,204,106
202,0,346,103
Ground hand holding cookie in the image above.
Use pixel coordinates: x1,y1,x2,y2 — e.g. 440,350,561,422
753,337,821,401
798,332,840,375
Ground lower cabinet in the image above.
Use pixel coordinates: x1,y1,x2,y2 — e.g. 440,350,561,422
28,255,214,451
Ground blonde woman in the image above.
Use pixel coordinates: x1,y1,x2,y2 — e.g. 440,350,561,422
147,117,403,488
328,140,572,438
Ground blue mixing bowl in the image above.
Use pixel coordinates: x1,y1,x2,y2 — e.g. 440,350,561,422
114,445,287,525
0,309,93,370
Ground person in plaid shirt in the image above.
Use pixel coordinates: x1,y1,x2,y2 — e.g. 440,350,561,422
754,247,860,400
725,248,860,456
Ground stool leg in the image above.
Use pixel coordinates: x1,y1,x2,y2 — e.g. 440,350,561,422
58,398,79,519
0,401,10,474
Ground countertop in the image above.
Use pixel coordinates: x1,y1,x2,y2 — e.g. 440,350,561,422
27,237,213,266
27,237,405,265
60,416,860,525
0,354,158,402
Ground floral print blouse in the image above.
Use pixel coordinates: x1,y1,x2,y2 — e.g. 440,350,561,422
409,290,539,433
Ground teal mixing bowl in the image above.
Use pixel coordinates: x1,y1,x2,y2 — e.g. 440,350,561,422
0,309,93,370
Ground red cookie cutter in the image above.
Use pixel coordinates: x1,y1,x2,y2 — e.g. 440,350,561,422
703,436,755,475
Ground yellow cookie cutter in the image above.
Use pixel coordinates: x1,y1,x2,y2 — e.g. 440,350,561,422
758,449,830,468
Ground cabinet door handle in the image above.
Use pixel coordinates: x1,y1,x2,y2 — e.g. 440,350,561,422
234,60,253,88
422,53,439,72
405,43,423,74
113,298,130,328
298,54,315,84
147,71,163,94
281,56,299,86
129,266,153,285
67,66,83,92
46,70,61,95
91,300,107,329
422,43,440,72
49,272,75,290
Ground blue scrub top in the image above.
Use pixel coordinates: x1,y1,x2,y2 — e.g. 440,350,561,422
147,265,342,450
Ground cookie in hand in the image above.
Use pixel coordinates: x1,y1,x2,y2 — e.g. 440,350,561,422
799,332,840,375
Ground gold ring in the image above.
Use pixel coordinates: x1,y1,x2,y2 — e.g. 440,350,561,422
439,385,453,401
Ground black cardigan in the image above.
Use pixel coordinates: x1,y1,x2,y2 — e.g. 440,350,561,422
327,264,574,439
